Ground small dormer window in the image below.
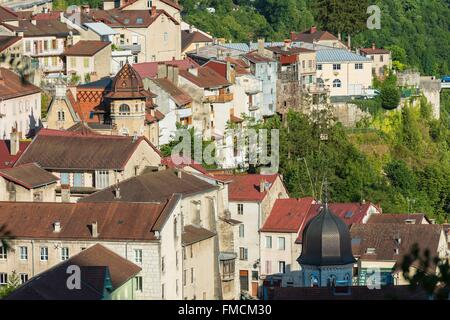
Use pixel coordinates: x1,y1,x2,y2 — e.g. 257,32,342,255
366,248,376,254
136,18,143,24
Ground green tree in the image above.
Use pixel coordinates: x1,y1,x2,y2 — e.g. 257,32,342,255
380,85,401,110
0,271,21,298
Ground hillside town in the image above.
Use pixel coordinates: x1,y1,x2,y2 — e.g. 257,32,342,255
0,0,448,301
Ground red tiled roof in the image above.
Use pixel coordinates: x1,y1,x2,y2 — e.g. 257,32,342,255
181,30,212,51
261,198,315,233
82,9,178,28
0,200,177,241
230,114,243,123
0,162,58,189
0,6,18,22
368,213,428,224
179,67,230,89
0,36,21,53
244,51,275,63
133,58,199,79
15,128,161,170
162,155,208,175
0,140,31,169
295,202,378,243
152,78,192,106
212,174,280,202
360,47,390,55
0,68,41,100
33,11,62,20
290,27,339,43
64,40,111,56
120,0,181,11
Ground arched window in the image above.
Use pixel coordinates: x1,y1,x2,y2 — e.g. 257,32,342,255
333,79,341,88
119,104,130,114
310,275,319,287
57,110,65,121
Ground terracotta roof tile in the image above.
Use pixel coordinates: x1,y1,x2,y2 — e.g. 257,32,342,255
360,48,390,55
0,200,175,241
261,198,315,233
0,6,18,21
181,30,212,51
15,128,160,170
368,213,429,224
152,78,192,106
80,169,217,203
179,67,230,88
0,68,41,100
6,244,142,300
244,51,275,63
0,162,58,188
290,28,339,43
211,174,280,202
133,58,199,79
182,225,216,245
0,35,21,52
0,139,30,169
350,223,443,264
64,40,110,56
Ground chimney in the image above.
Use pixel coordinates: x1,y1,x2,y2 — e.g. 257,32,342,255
176,169,182,179
151,6,157,16
61,184,71,203
283,39,291,51
173,65,179,86
188,68,198,76
53,221,61,233
372,43,376,50
114,186,121,199
257,38,265,55
9,128,20,156
189,24,193,33
91,221,98,238
167,64,174,82
260,179,266,193
226,60,232,82
157,62,167,79
310,26,317,34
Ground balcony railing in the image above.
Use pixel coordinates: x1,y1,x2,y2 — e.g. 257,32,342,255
203,93,234,104
117,44,141,53
305,84,330,94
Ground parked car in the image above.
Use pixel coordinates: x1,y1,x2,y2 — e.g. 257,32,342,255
441,76,450,83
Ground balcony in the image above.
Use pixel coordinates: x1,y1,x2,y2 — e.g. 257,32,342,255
203,93,234,104
249,104,260,111
117,44,141,54
305,84,330,94
42,64,65,73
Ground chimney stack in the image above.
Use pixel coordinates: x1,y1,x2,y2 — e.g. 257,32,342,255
260,179,266,193
114,186,121,199
91,221,98,238
176,169,182,179
61,184,71,203
372,43,376,50
283,39,291,51
10,128,20,156
53,221,61,233
257,38,265,55
172,65,179,86
157,62,167,79
310,26,317,34
151,6,157,17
